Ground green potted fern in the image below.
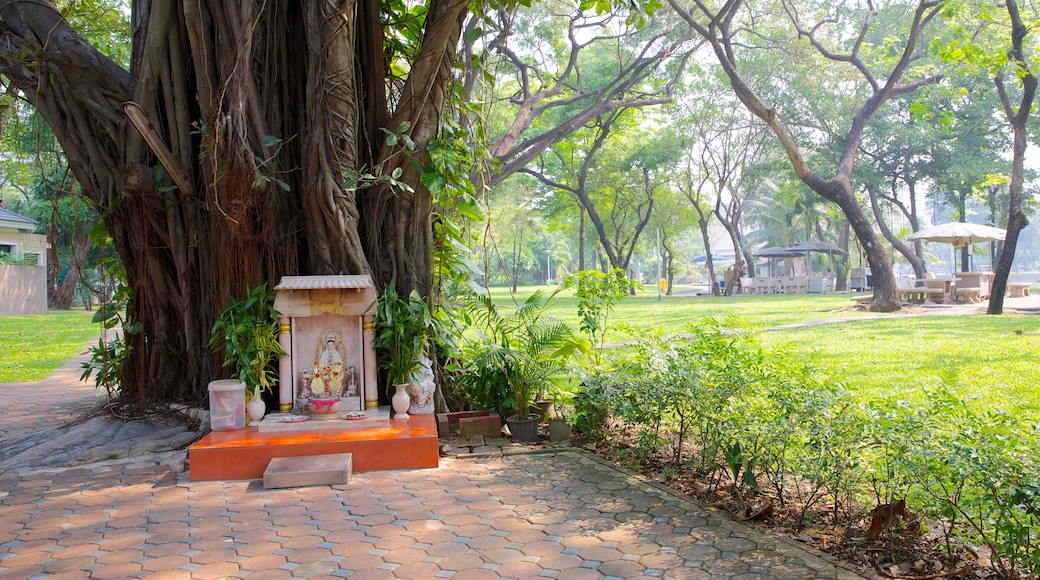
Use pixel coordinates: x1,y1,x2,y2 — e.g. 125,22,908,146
457,289,587,442
209,283,286,422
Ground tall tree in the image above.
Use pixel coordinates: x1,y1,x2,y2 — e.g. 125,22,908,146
0,105,98,309
985,0,1035,314
0,0,478,407
676,88,770,290
473,0,692,189
485,180,542,291
666,0,946,311
522,109,661,278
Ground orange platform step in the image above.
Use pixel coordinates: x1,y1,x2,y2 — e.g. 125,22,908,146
189,411,439,481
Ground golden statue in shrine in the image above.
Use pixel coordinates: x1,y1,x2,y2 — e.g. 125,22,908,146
309,329,345,398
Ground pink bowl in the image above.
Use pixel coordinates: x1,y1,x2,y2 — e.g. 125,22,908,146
308,398,341,414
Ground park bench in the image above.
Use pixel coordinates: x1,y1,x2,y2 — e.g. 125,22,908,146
1007,282,1030,297
955,287,982,303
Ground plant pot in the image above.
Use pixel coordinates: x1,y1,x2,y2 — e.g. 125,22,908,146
548,417,571,442
534,400,554,421
246,397,266,424
506,414,539,442
392,383,410,418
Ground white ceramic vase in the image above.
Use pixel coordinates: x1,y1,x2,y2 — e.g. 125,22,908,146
246,397,266,424
392,383,410,418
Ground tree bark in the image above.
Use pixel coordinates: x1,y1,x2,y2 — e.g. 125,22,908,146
0,0,469,409
867,183,925,279
48,232,90,310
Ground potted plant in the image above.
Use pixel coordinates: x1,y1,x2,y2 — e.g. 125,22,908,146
374,285,433,418
546,381,577,443
209,283,286,422
457,289,587,442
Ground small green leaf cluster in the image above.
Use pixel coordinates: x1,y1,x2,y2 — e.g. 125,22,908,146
208,284,286,399
79,221,137,397
565,268,636,353
342,124,417,195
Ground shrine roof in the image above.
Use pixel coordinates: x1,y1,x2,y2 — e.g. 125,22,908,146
275,275,374,290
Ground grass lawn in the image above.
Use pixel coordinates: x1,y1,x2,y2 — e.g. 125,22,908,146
0,310,98,383
489,283,876,343
755,315,1040,418
488,284,1040,419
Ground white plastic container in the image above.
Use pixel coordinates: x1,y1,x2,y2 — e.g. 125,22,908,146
208,379,246,431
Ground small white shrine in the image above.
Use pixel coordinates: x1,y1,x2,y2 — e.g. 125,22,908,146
272,275,379,413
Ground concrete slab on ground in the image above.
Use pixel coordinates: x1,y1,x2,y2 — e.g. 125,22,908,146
263,452,352,488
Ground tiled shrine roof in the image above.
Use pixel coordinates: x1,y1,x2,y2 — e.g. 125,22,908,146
275,275,373,290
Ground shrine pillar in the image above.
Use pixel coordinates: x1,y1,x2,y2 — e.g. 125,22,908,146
278,316,292,412
363,315,378,409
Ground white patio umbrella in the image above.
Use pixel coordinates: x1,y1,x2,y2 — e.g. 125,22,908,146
905,222,1006,245
905,222,1006,272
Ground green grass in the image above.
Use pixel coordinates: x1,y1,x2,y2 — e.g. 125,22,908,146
0,310,98,383
489,284,875,343
486,284,1040,419
754,315,1040,418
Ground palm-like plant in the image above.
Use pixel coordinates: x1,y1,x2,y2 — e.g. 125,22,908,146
459,289,587,420
374,285,433,390
209,284,287,399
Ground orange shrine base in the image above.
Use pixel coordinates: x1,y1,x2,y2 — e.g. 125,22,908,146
188,409,439,481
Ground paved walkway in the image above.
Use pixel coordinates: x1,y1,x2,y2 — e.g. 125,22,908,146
0,358,868,578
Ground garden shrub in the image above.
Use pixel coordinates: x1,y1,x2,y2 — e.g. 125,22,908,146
571,320,1040,576
868,388,1040,578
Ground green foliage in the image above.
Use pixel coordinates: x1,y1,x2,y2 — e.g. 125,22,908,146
425,119,485,296
374,285,433,388
342,124,416,195
209,284,286,399
455,288,588,420
80,332,125,396
576,313,1040,572
79,287,135,395
79,221,135,395
565,268,635,352
60,0,131,68
868,388,1040,578
578,321,863,524
0,252,39,265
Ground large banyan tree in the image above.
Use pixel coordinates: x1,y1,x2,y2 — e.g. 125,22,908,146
0,1,471,405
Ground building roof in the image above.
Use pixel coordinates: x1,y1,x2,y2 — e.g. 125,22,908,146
0,207,37,230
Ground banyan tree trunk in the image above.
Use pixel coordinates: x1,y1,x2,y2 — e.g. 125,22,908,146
0,0,467,409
